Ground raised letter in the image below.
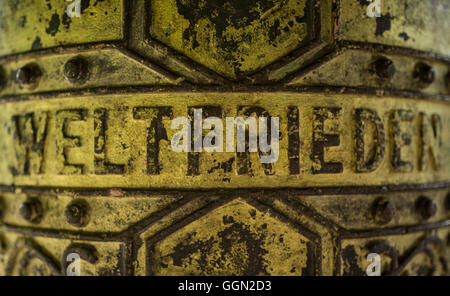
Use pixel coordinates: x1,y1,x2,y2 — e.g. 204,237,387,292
354,108,385,173
311,107,343,174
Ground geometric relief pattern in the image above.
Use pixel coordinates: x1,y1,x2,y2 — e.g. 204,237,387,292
0,1,448,92
149,0,314,79
5,238,61,276
1,189,449,275
2,236,124,276
341,234,449,276
0,1,447,94
145,198,320,276
371,236,448,276
0,0,449,277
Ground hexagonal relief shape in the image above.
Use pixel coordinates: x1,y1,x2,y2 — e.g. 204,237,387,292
149,0,314,79
147,198,319,275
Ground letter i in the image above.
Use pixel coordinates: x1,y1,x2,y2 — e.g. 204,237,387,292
193,109,203,152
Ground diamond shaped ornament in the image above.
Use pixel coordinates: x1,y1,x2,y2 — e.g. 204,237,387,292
149,0,313,79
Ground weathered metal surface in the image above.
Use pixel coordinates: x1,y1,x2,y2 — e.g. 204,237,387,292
338,1,450,58
0,92,448,188
0,0,123,56
0,0,449,276
149,0,313,79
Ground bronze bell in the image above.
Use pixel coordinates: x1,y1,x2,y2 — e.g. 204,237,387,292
0,0,448,276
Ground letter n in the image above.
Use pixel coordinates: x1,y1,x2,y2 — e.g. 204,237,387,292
418,112,441,171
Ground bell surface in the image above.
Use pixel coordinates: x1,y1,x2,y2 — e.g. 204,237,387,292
0,0,449,276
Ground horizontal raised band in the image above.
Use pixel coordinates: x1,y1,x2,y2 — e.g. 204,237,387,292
0,92,448,189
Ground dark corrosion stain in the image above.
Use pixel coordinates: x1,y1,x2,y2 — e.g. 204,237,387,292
222,215,235,224
375,13,391,37
358,0,368,6
342,245,365,276
9,166,19,177
399,32,409,41
176,0,283,41
62,13,72,29
94,0,105,6
175,0,288,69
45,13,60,36
217,222,269,275
81,0,91,13
31,37,42,50
268,19,281,45
165,222,269,275
165,232,214,272
8,1,19,12
295,15,306,24
207,157,235,174
19,16,27,27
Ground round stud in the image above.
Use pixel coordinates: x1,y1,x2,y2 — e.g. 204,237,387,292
373,57,395,81
62,243,98,275
63,57,89,84
416,196,437,220
65,200,90,227
373,197,396,224
413,62,435,88
19,198,43,224
15,64,42,88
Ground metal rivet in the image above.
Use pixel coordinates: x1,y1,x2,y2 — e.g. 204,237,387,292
62,244,98,273
416,196,437,220
373,197,396,224
65,200,89,227
63,57,88,84
373,57,395,81
15,64,42,88
19,198,43,224
413,62,435,88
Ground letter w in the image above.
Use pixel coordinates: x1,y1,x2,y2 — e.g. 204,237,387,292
12,112,49,175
